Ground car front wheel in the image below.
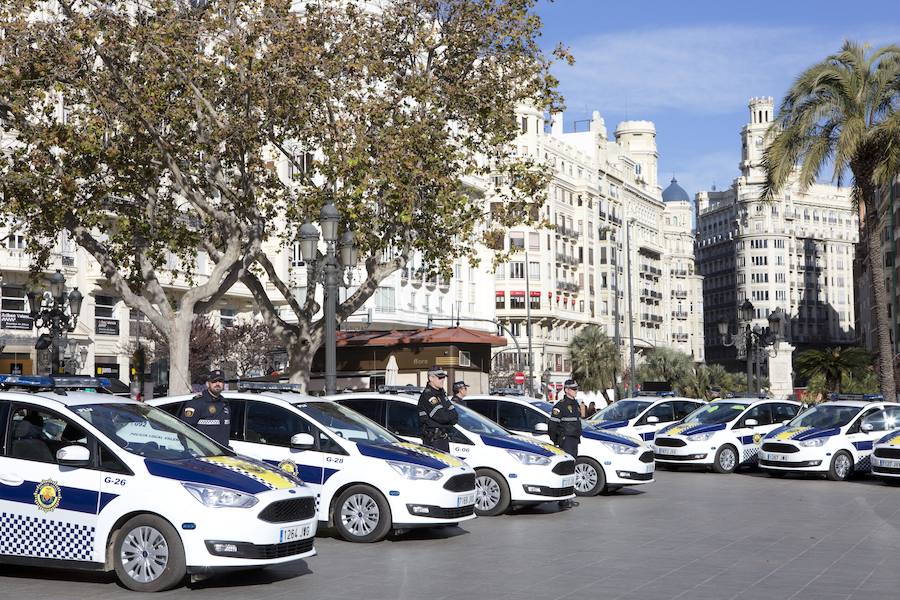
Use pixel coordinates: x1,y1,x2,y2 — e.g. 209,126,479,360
574,457,606,496
474,468,510,516
334,485,393,543
827,451,853,481
713,445,738,474
113,514,186,592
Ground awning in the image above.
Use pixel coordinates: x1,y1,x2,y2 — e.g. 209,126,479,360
336,326,507,348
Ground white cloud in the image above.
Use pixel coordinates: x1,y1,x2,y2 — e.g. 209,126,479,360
557,25,894,115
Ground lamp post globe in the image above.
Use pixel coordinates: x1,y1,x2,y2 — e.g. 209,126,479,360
319,202,340,243
717,320,728,337
740,299,754,323
48,269,66,302
768,307,783,339
68,287,83,321
299,222,320,263
339,231,357,267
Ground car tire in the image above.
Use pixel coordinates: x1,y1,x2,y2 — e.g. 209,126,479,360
574,457,606,496
474,468,510,516
334,485,393,543
827,451,853,481
113,514,186,592
712,445,738,474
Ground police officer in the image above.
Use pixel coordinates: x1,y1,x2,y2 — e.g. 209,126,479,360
417,366,458,452
181,369,231,446
549,379,582,508
451,380,469,405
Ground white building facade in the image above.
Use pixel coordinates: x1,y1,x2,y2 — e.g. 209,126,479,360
696,97,858,364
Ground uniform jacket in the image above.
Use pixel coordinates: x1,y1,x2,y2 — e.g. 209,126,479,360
181,389,231,446
548,395,582,443
417,385,458,439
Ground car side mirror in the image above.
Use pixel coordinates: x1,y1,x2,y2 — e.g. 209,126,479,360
290,433,316,450
56,445,91,467
533,422,549,434
646,416,660,424
782,419,791,425
744,418,758,427
861,423,875,433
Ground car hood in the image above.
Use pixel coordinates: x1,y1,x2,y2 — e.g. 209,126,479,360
659,422,726,437
876,430,900,445
356,441,466,469
582,428,642,447
587,419,630,430
144,455,304,495
479,433,567,457
765,425,841,442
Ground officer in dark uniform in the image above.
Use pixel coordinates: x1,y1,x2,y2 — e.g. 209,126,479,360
181,369,231,447
417,365,458,452
549,379,582,509
451,380,469,406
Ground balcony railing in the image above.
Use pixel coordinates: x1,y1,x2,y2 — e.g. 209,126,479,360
672,311,689,319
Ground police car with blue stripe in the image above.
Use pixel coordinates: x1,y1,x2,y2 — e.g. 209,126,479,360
151,384,476,543
585,392,704,442
652,396,801,473
0,375,317,592
460,394,655,496
331,393,576,516
759,395,900,481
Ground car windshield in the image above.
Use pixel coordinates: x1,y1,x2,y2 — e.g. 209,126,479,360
588,400,652,423
789,405,862,429
682,403,749,425
75,403,226,460
292,400,398,445
454,403,510,436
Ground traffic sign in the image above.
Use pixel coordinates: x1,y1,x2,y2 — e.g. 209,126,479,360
513,372,526,385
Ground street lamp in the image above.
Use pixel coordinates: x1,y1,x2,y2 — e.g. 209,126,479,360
28,270,83,375
299,203,358,395
718,301,783,395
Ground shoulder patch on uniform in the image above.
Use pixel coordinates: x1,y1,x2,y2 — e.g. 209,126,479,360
430,397,439,405
552,407,560,415
184,407,195,417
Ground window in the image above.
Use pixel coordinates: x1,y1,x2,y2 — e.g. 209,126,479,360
129,309,150,338
529,294,540,310
528,262,540,279
510,295,525,309
643,402,674,424
6,234,25,250
341,399,384,425
245,401,313,447
219,308,236,328
386,401,422,437
509,232,525,250
8,406,89,464
674,401,700,420
1,286,27,312
860,410,890,432
529,232,540,250
520,116,528,134
497,402,545,432
464,399,497,421
772,403,799,422
740,404,773,427
291,241,304,267
95,295,117,318
495,293,505,310
375,287,396,312
509,262,525,279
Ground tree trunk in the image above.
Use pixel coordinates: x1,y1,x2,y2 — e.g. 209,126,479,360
863,189,896,400
168,313,194,395
286,344,315,393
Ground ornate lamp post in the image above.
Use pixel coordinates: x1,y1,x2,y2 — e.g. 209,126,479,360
298,203,358,395
28,270,83,375
718,302,784,395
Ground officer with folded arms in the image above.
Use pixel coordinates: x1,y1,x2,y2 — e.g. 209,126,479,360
180,369,231,447
549,378,582,508
417,365,458,452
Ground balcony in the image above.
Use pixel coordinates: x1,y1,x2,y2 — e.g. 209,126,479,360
671,269,688,277
672,311,689,320
672,333,690,342
672,290,688,299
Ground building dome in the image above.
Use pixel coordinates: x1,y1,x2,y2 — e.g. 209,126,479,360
662,177,690,202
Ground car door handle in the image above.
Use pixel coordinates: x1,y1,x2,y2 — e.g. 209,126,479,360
0,474,24,486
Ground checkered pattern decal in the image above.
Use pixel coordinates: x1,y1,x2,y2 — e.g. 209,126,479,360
0,512,95,560
742,446,760,464
856,455,872,472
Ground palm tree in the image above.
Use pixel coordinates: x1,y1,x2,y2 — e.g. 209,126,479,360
681,366,713,401
762,41,900,399
637,347,692,389
795,346,872,396
568,325,619,393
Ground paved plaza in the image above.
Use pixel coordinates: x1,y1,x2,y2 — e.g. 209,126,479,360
3,469,899,600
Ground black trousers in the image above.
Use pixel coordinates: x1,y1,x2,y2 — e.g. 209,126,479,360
559,436,579,457
424,437,450,452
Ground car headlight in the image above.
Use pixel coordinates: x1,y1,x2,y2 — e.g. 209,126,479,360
387,461,443,480
600,441,639,455
506,449,552,465
182,483,259,508
687,432,715,442
799,438,827,447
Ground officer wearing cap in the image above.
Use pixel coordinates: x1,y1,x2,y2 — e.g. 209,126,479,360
451,380,469,406
417,365,458,452
549,379,582,456
180,369,231,447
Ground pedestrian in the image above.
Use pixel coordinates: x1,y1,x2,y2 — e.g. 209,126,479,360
417,365,458,452
451,380,469,405
579,401,587,418
548,378,582,508
587,401,597,418
179,369,231,447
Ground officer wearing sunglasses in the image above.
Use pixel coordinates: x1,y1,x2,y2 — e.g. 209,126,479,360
417,365,458,452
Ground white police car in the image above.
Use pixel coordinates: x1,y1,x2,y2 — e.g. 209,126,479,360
760,395,900,481
586,392,704,442
331,393,576,516
0,376,317,592
653,397,801,473
462,394,655,495
871,428,900,483
151,385,476,543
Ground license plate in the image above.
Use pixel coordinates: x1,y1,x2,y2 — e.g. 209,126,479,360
562,476,575,487
880,458,900,468
656,447,677,455
279,524,311,543
644,463,655,473
457,492,475,507
767,453,788,462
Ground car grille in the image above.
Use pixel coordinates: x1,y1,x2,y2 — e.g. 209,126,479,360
761,442,799,454
655,437,686,447
428,504,476,519
443,473,476,492
552,460,576,475
873,448,900,459
539,485,575,497
258,497,317,523
210,537,315,559
639,451,654,463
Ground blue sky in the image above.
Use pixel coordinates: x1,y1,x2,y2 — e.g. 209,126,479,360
536,0,900,200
